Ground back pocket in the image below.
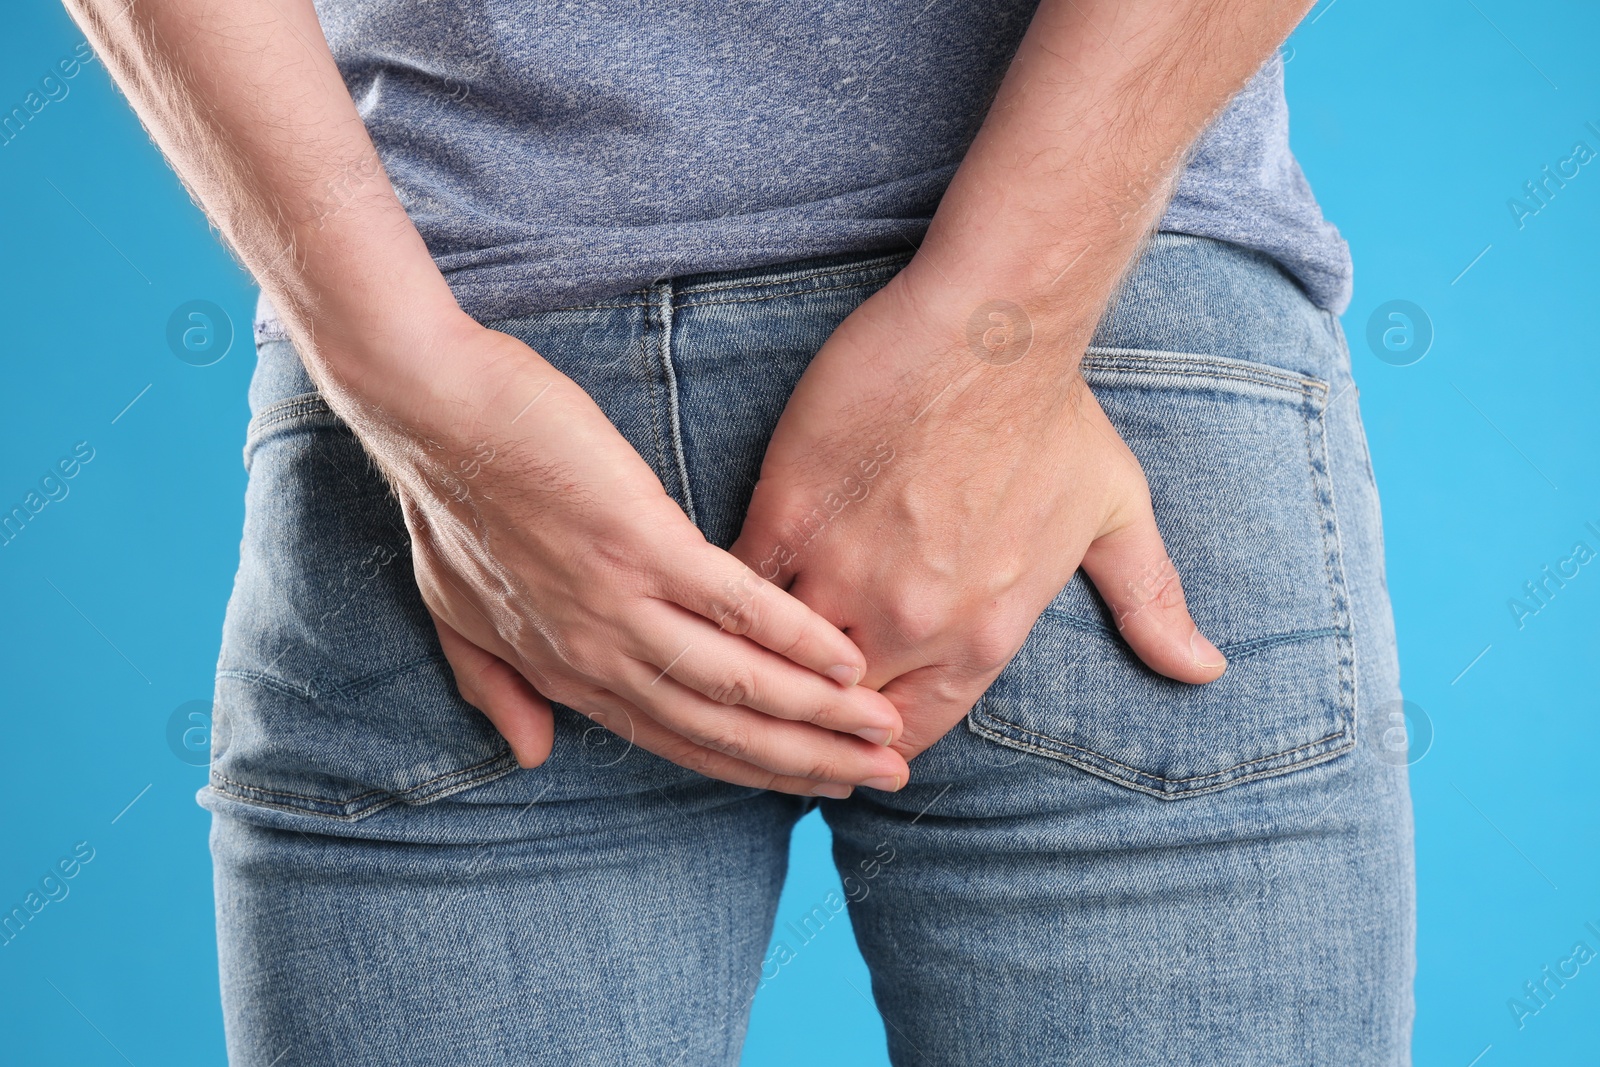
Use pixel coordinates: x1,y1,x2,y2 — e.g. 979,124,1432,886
967,348,1356,799
209,391,518,821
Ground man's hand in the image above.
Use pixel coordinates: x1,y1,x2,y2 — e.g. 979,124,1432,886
730,276,1226,759
729,0,1309,761
363,312,911,795
65,0,911,796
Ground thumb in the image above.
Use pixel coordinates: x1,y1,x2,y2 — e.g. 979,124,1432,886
429,607,556,767
1079,504,1227,685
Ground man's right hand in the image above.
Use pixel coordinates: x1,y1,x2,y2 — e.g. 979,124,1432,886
64,0,907,797
344,311,910,797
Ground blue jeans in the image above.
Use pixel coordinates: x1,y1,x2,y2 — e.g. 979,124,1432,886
204,234,1415,1065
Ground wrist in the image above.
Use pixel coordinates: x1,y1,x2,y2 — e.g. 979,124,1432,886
886,242,1106,375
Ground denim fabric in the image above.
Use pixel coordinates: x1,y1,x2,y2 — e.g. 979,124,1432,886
254,4,1352,340
204,233,1413,1065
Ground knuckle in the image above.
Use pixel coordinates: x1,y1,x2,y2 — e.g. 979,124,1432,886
802,755,842,783
556,641,606,684
1115,557,1184,628
671,743,719,777
805,698,844,727
1151,568,1185,612
963,623,1020,676
539,676,584,709
713,588,759,637
883,594,945,647
706,667,758,707
696,725,753,761
451,675,482,708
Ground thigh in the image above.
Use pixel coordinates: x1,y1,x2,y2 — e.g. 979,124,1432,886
209,784,802,1066
205,306,808,1064
824,234,1415,1066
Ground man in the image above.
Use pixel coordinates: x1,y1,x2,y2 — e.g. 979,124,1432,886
68,0,1414,1062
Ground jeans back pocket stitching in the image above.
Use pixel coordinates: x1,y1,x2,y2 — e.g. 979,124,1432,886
965,716,1355,800
217,652,450,706
1028,614,1351,666
208,749,520,821
970,352,1358,796
1302,372,1361,756
971,708,1352,786
1080,348,1330,396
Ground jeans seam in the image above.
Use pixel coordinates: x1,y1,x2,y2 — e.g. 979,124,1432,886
249,394,331,430
677,274,903,310
208,748,516,810
649,281,697,525
970,710,1351,786
217,653,448,705
206,751,520,821
1031,613,1349,664
1080,348,1329,396
643,285,672,519
1306,364,1362,757
673,249,912,296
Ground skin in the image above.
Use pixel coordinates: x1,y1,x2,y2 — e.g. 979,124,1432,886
65,0,1309,793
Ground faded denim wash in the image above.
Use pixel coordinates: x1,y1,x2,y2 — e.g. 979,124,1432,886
203,233,1415,1065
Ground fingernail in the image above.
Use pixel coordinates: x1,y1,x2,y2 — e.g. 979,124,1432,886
812,783,854,799
860,775,902,792
826,664,862,687
1190,627,1227,670
854,726,894,746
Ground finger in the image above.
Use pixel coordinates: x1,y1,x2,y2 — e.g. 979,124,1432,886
668,542,868,688
785,569,918,692
606,657,910,789
568,691,867,799
429,608,556,767
628,600,904,745
1079,506,1227,685
875,664,991,762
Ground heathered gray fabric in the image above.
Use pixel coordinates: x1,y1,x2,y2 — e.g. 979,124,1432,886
256,2,1351,339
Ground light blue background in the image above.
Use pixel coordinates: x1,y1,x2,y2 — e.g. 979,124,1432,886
2,2,1596,1063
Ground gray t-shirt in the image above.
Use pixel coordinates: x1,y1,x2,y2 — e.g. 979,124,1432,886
257,1,1350,339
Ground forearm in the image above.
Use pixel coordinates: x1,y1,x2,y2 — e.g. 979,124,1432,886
901,0,1312,358
62,0,461,418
